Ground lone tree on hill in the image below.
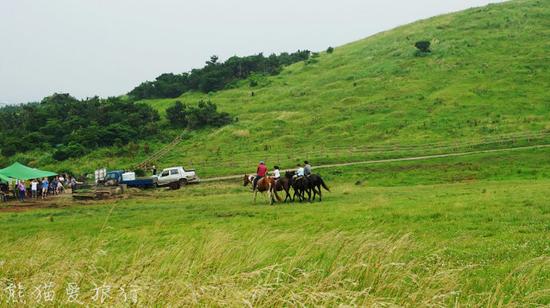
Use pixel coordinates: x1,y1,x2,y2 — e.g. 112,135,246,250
415,41,431,53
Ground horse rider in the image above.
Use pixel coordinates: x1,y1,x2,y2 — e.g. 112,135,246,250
304,161,312,177
253,161,268,191
295,163,305,180
273,166,281,181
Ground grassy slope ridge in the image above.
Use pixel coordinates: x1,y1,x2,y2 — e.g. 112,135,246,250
43,0,549,176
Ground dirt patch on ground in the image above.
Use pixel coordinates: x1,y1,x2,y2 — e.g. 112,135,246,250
0,194,74,212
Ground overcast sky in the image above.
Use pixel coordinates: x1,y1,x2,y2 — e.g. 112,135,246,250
0,0,504,104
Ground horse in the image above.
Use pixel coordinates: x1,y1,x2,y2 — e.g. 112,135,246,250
243,175,281,204
273,176,293,202
285,171,330,202
306,174,330,202
284,171,311,202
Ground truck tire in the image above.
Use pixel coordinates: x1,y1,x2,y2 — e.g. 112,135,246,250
179,178,188,186
169,182,180,190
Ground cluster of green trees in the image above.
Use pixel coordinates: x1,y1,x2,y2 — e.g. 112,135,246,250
0,93,234,161
128,50,311,100
166,100,232,129
0,94,161,160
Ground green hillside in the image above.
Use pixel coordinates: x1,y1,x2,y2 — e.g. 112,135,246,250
30,0,550,176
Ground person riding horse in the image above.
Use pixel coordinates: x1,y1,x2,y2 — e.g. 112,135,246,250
295,164,305,179
304,161,312,177
253,161,268,191
273,166,281,180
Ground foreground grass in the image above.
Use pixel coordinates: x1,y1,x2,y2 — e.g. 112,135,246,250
1,152,549,306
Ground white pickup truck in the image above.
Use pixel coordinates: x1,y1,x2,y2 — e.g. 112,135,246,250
155,166,199,189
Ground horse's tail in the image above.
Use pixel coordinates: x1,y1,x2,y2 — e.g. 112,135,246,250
320,178,330,192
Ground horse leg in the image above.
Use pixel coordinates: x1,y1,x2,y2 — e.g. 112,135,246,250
269,184,274,205
313,186,321,202
317,185,322,202
254,190,258,203
284,187,291,203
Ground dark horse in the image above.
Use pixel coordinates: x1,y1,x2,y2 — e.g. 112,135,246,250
284,171,310,202
285,171,330,202
306,174,331,202
273,176,293,202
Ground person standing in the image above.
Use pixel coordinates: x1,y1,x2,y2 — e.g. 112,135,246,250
57,179,64,194
8,180,15,200
17,180,26,202
70,177,77,193
253,161,268,191
31,179,38,199
41,177,49,199
152,165,157,176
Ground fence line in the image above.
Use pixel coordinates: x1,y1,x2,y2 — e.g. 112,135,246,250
201,143,550,182
130,129,550,172
186,131,550,169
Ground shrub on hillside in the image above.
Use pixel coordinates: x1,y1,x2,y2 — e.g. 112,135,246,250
187,101,233,129
53,143,87,161
166,100,232,130
414,41,431,56
166,101,188,128
326,46,334,54
135,169,146,177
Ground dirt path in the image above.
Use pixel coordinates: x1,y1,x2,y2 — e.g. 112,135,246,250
201,143,550,182
0,194,73,212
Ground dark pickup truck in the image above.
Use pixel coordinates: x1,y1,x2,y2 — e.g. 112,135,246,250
103,170,157,188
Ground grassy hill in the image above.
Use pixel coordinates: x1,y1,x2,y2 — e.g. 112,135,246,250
25,0,550,176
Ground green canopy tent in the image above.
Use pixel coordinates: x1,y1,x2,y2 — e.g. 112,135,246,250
0,162,57,181
0,172,12,183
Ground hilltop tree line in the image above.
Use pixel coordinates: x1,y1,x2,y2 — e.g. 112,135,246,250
0,94,232,161
128,50,311,100
0,48,315,161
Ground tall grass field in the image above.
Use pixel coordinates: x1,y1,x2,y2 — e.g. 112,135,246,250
1,148,550,306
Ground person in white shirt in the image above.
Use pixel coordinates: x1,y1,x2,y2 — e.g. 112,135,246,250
296,164,305,177
31,179,38,199
273,166,281,180
57,180,64,194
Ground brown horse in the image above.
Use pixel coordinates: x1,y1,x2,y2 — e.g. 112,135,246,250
243,175,281,204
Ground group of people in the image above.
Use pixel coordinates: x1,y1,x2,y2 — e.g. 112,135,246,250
252,160,312,191
0,174,78,202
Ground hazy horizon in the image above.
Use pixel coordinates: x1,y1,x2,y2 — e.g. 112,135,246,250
0,0,504,104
